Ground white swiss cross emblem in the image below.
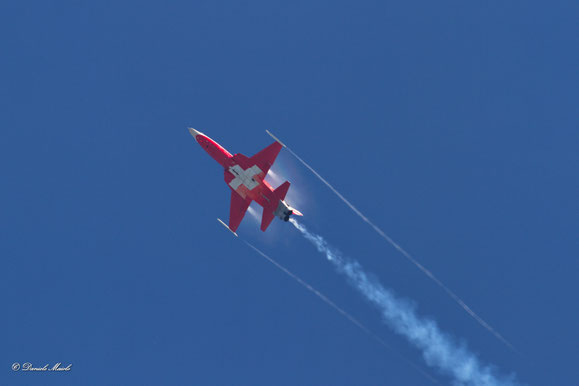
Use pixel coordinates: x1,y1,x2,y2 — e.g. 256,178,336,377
228,165,262,191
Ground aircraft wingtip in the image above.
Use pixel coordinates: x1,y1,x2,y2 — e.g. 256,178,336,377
217,218,238,237
266,130,286,148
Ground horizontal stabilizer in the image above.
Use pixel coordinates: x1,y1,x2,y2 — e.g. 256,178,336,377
273,181,290,201
261,209,275,232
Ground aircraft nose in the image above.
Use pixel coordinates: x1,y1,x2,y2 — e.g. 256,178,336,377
188,128,203,138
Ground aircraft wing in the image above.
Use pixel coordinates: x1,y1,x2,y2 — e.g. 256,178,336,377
249,141,282,177
229,191,252,232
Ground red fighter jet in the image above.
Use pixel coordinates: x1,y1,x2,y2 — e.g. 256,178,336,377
189,128,302,235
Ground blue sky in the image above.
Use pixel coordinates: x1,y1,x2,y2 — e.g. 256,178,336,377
1,1,577,385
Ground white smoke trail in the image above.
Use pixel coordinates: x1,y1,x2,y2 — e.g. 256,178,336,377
242,240,439,384
290,219,520,386
247,205,260,221
273,135,514,351
266,169,282,185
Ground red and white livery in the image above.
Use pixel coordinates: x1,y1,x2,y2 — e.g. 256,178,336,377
189,128,302,234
